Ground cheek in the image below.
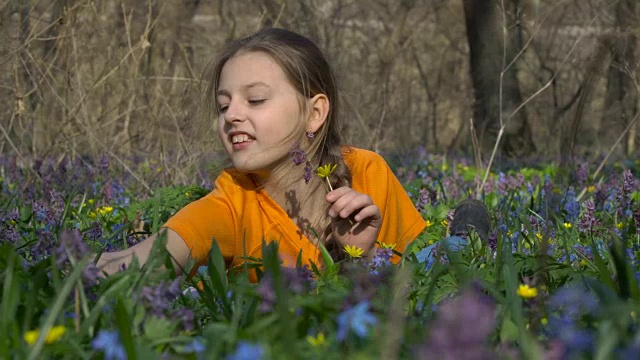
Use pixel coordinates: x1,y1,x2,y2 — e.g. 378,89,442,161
217,117,226,143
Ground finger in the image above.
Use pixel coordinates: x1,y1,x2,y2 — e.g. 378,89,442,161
325,186,351,202
335,194,375,219
352,204,381,223
327,190,361,218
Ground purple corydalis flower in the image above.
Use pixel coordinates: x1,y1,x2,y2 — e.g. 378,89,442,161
417,284,496,360
623,169,635,194
303,161,312,184
139,278,181,317
578,199,598,233
257,266,314,312
54,229,90,267
575,163,589,186
289,143,305,166
172,308,195,332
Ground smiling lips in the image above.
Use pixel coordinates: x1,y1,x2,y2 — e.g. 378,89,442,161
231,133,253,144
229,132,255,150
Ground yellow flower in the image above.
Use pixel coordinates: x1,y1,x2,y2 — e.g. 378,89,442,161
317,164,337,179
425,220,433,228
97,206,113,216
541,317,548,325
563,222,572,229
535,233,543,240
579,259,588,267
441,220,448,227
441,163,448,171
588,185,595,193
616,222,624,230
344,245,364,258
306,333,326,347
87,198,94,205
378,242,396,250
517,284,538,299
24,325,66,345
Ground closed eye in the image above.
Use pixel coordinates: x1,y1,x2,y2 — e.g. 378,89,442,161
248,99,266,106
218,104,229,113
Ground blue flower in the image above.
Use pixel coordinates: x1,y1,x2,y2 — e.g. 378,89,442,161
227,341,264,360
336,301,378,341
183,338,206,354
91,330,126,360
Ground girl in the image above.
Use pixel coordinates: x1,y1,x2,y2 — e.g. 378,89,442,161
98,28,426,280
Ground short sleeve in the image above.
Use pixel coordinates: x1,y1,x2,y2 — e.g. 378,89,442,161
346,149,426,260
163,172,237,266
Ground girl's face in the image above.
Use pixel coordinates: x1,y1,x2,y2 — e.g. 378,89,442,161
216,51,304,178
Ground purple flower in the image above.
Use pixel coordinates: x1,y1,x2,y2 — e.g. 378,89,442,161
98,154,110,173
139,278,181,317
415,188,429,212
227,341,264,360
91,330,126,360
370,247,393,272
54,229,90,267
417,284,496,360
289,143,306,166
488,231,497,252
171,308,195,332
303,161,312,184
578,199,599,233
256,275,276,313
336,301,378,341
575,163,589,186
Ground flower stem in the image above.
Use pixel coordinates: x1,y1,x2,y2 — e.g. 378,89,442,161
325,178,333,192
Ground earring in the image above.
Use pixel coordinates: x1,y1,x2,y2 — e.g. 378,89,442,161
307,130,315,139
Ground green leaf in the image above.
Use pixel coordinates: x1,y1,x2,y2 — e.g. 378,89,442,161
27,257,89,360
115,297,136,360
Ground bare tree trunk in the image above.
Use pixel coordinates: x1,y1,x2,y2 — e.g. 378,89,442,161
600,0,638,157
462,0,535,158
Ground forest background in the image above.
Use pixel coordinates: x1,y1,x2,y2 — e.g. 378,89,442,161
1,0,639,185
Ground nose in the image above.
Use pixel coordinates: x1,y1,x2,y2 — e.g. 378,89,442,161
223,100,246,124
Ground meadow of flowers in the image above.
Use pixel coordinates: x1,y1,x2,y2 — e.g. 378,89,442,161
1,148,640,359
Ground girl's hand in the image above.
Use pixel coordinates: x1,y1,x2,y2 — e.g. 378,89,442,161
325,186,381,255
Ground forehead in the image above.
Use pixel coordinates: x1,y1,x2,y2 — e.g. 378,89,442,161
218,51,291,91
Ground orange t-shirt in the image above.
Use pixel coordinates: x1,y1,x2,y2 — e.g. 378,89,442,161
163,147,425,275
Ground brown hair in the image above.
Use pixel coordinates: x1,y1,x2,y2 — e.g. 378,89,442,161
204,28,351,188
204,28,351,248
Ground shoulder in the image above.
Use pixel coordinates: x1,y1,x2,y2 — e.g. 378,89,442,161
342,146,389,174
213,168,256,194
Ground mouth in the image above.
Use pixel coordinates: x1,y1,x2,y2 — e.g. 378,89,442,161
229,132,255,144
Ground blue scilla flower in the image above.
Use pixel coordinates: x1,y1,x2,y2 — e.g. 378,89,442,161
183,338,206,355
91,330,126,360
336,301,378,341
227,341,264,360
563,188,581,222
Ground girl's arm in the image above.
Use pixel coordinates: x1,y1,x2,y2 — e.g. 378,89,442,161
96,228,192,276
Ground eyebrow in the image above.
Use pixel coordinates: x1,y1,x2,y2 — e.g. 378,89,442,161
216,81,272,97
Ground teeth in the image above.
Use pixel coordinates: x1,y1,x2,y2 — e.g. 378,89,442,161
231,134,251,144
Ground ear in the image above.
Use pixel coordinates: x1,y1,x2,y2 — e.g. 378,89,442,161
306,93,330,133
